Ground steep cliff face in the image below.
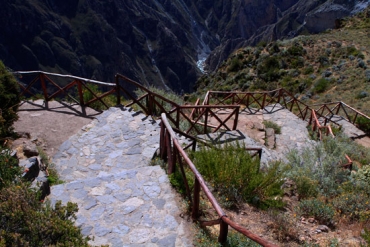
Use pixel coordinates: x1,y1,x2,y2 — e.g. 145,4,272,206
0,0,216,92
0,0,368,93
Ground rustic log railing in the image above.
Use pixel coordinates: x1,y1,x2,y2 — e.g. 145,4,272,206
15,71,241,136
160,113,277,247
202,89,370,135
309,109,335,140
310,101,370,125
14,71,120,110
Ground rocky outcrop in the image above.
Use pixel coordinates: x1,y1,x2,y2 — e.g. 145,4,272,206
205,0,370,71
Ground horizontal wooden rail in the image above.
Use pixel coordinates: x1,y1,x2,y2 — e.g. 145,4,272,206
14,71,115,86
160,113,278,246
203,88,370,136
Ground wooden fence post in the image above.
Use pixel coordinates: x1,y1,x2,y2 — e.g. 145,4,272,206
218,218,229,243
192,177,200,220
77,80,84,106
166,131,174,174
115,76,121,105
40,73,48,101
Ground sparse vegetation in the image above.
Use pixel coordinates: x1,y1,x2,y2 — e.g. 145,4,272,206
190,143,285,209
0,61,20,142
194,7,370,115
263,120,281,134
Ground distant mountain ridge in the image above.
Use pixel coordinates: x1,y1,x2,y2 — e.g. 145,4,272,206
0,0,368,93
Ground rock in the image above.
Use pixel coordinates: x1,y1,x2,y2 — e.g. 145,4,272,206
37,177,50,201
308,217,315,223
316,225,330,232
322,70,332,77
365,70,370,81
21,157,40,181
23,142,39,157
254,122,265,131
342,237,363,246
265,128,275,149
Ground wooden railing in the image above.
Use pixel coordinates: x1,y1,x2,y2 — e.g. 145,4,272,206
202,89,370,136
309,109,335,140
15,71,120,110
311,101,370,125
160,113,277,247
15,71,241,136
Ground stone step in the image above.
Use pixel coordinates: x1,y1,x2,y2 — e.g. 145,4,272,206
48,107,193,246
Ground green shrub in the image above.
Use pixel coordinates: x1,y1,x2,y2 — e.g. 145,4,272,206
287,45,304,56
0,183,90,246
228,57,243,73
303,66,314,75
332,192,370,221
191,143,285,209
356,116,370,135
0,148,21,189
313,78,330,93
286,135,361,198
263,120,282,134
298,199,335,225
295,176,318,200
0,61,20,141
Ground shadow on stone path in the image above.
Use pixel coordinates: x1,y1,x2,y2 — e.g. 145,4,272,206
49,107,193,246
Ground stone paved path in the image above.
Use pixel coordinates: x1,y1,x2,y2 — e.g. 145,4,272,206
49,107,193,247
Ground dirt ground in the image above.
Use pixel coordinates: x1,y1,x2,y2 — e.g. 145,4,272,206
12,99,100,157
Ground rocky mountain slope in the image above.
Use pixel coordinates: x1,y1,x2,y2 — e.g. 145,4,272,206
195,7,370,116
0,0,368,93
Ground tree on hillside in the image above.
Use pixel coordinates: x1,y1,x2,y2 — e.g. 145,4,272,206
0,61,20,142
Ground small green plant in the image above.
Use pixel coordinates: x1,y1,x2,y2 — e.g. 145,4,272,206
37,147,63,185
263,120,282,134
298,198,335,225
269,210,299,242
194,227,261,247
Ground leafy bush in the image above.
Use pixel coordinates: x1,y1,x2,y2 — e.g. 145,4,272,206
356,116,370,135
298,199,335,225
286,135,366,198
0,183,90,246
313,78,330,93
287,45,304,56
269,210,299,242
263,120,281,134
332,192,370,221
295,176,318,200
228,57,243,73
191,143,285,209
0,61,20,141
0,148,21,189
